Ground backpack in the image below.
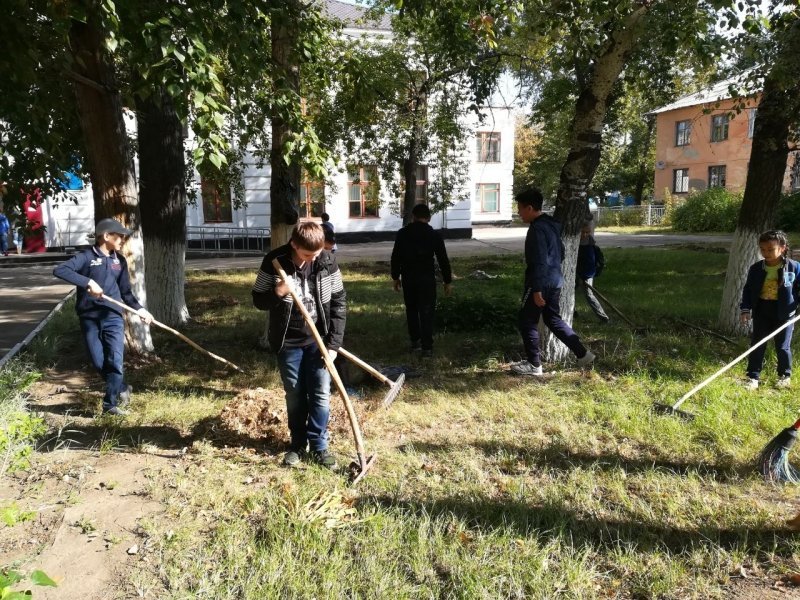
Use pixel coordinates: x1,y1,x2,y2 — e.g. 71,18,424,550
594,245,605,277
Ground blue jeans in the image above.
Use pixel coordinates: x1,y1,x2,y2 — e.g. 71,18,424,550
747,300,794,379
277,343,331,452
519,286,587,367
80,311,125,411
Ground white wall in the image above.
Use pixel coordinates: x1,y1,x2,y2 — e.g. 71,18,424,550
467,106,515,224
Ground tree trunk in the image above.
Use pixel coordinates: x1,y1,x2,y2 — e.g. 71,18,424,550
633,117,655,205
543,6,649,362
136,87,190,327
718,19,800,335
269,2,301,249
69,9,152,353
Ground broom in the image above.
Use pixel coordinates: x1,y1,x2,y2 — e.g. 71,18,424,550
757,418,800,483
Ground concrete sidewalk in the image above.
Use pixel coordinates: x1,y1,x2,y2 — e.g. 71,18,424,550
0,228,732,364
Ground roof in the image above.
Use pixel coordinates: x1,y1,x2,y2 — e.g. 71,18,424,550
324,0,392,31
649,74,759,115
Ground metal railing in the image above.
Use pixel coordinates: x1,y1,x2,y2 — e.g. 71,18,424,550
594,205,667,227
186,225,271,253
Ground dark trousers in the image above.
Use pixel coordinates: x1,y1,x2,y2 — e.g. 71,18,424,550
80,312,125,411
403,277,437,350
746,300,794,379
518,287,587,367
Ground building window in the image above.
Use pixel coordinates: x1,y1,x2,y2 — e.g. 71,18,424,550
675,121,691,146
476,132,501,162
708,165,726,188
414,165,428,204
476,183,500,213
201,177,233,223
673,169,689,193
348,166,379,218
300,175,325,219
748,108,757,139
711,114,729,142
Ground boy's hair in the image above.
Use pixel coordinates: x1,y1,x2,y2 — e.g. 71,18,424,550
759,229,790,256
321,212,330,222
291,222,325,251
323,228,336,245
515,188,544,211
411,203,431,220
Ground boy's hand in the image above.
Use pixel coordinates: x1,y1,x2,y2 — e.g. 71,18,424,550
137,308,154,324
275,279,290,298
532,292,546,307
87,279,103,298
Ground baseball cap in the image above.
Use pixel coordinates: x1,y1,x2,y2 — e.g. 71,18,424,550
95,218,132,237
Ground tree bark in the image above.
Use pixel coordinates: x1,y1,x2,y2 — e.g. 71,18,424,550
718,18,800,335
633,117,655,205
543,5,649,362
69,8,152,353
270,2,301,249
136,87,190,327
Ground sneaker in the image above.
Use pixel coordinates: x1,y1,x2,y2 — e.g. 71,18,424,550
310,449,337,469
103,406,128,416
741,377,759,391
776,376,791,389
118,384,133,408
576,350,596,368
283,450,304,467
510,361,543,376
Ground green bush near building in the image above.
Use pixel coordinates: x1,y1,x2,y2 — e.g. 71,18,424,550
671,188,743,232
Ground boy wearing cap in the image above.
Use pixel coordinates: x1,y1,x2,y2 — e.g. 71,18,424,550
53,218,153,415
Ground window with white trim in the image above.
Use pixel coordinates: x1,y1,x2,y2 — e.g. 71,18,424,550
675,121,691,146
476,183,500,213
708,165,726,188
673,169,689,193
711,114,729,142
347,166,379,218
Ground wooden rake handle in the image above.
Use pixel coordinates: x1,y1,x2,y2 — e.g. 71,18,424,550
100,294,245,373
271,259,369,466
337,347,392,386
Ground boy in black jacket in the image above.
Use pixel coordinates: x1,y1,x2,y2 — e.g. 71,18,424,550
53,219,153,415
391,203,452,357
252,222,346,468
576,223,609,322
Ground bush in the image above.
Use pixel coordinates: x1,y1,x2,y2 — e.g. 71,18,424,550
0,363,45,477
597,207,650,227
671,188,742,232
777,191,800,232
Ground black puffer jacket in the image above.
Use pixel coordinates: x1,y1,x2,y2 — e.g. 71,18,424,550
252,244,346,352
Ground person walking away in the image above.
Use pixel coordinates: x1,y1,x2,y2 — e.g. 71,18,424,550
740,229,800,390
252,222,346,468
511,188,596,376
0,207,9,256
53,219,153,415
576,223,609,323
320,212,337,251
391,203,452,357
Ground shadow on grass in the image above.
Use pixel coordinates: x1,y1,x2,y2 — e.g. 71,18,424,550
365,492,794,556
38,423,193,452
408,439,752,483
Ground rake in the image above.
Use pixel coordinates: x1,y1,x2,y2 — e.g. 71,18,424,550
101,294,245,373
757,418,800,484
337,347,405,408
272,259,377,484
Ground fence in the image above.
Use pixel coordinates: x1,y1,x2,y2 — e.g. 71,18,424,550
186,225,271,253
594,205,666,227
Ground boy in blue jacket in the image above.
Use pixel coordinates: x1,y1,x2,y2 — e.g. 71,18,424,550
576,223,609,323
53,219,153,415
740,230,800,390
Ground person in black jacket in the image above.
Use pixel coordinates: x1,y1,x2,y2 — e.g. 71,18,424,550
511,189,595,376
576,223,609,323
252,222,346,468
391,204,452,357
53,218,153,415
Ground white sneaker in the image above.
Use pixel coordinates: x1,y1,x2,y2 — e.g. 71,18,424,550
510,361,544,376
776,376,791,389
576,350,596,368
742,378,759,391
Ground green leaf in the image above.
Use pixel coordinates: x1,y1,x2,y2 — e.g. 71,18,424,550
29,571,57,588
209,153,223,170
0,571,23,588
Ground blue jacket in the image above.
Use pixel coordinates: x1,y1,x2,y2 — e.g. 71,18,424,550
740,257,800,321
53,247,142,319
0,214,9,235
524,213,564,292
577,243,598,280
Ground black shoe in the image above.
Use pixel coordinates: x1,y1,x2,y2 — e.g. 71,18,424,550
310,449,337,469
283,449,305,467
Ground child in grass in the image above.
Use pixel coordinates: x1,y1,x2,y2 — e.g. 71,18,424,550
53,219,153,415
252,222,346,469
740,230,800,390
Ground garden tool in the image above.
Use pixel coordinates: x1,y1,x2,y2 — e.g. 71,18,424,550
101,294,245,373
272,259,377,484
757,418,800,484
337,347,405,408
582,281,646,334
654,311,800,419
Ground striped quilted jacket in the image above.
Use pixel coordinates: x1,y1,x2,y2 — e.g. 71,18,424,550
252,243,346,353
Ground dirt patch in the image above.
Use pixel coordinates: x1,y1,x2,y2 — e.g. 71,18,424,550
725,575,800,599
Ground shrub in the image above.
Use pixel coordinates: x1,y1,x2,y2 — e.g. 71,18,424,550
671,188,742,232
777,191,800,232
0,363,45,478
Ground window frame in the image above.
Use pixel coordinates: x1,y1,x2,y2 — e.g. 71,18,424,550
347,166,380,219
476,182,501,213
673,168,689,194
476,132,501,163
200,177,233,223
675,120,691,147
299,175,325,220
708,165,727,189
711,114,729,142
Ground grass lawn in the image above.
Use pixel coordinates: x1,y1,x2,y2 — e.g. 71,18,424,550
10,246,800,598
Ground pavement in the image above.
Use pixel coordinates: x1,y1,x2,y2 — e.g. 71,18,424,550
0,227,733,363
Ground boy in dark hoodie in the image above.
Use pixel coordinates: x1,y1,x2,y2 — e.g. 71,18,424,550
511,189,595,376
